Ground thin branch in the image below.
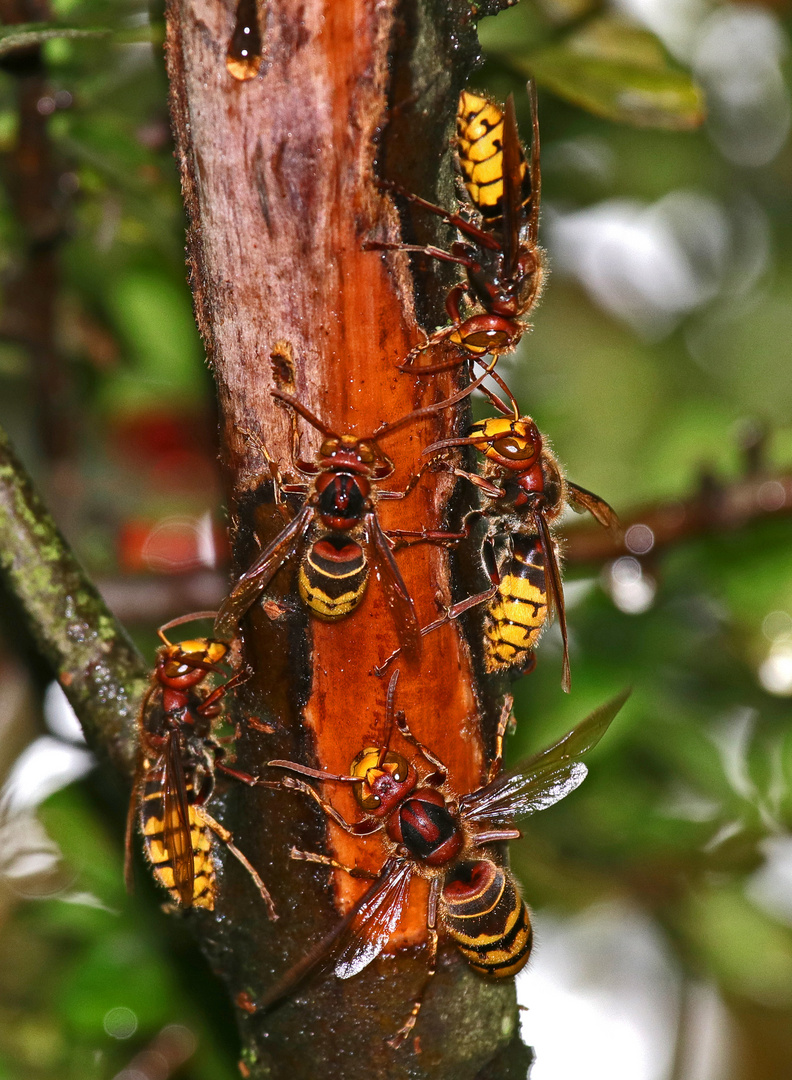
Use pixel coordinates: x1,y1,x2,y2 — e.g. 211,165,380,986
164,0,525,1075
667,972,695,1080
565,470,792,565
0,424,145,777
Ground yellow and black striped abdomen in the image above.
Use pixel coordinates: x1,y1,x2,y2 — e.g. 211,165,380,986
299,537,368,621
443,861,533,979
456,90,527,221
484,537,547,673
140,766,216,909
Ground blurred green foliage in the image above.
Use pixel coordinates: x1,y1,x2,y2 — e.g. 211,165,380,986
0,787,237,1079
0,0,791,1077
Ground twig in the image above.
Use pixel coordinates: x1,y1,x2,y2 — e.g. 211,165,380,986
0,424,145,777
564,471,792,564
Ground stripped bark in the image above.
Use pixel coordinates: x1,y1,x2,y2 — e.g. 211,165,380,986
165,0,530,1076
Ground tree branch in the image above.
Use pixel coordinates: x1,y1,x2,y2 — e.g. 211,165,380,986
565,470,792,564
0,424,145,776
165,0,525,1076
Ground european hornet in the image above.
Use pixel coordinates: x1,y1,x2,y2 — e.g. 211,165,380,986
214,370,497,650
384,381,620,690
367,85,543,374
125,613,276,918
263,672,629,1047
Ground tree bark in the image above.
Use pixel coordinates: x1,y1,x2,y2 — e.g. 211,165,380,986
165,0,530,1076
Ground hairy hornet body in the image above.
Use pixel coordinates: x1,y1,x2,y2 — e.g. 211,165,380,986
483,533,550,675
442,859,533,978
448,91,543,358
368,85,543,371
471,416,567,675
298,537,368,621
264,673,629,1047
213,392,425,651
421,404,618,689
138,692,219,910
125,618,276,918
456,90,531,223
295,440,383,622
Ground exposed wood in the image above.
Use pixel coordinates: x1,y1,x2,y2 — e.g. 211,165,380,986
165,0,525,1076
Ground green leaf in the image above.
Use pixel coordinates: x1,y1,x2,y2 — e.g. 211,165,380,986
59,932,174,1035
0,24,110,57
511,17,706,129
38,786,126,905
687,887,792,1003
